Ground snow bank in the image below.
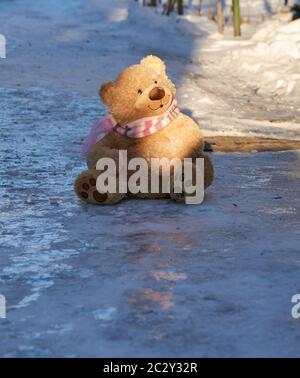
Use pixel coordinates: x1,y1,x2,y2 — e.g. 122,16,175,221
252,19,300,60
221,18,300,96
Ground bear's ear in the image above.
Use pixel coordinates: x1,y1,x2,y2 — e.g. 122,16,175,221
99,81,114,106
140,55,166,75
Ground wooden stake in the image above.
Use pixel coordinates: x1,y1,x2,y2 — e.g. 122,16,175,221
232,0,241,37
178,0,184,15
198,0,203,15
166,0,176,15
208,0,214,20
217,0,223,34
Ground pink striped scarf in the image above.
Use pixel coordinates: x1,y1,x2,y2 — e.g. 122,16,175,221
81,99,179,157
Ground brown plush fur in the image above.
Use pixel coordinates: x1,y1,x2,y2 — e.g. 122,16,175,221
75,55,214,204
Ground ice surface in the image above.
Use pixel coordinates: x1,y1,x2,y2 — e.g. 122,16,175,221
0,0,300,357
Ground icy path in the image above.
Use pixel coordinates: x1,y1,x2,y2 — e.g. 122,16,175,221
0,0,300,357
1,88,300,357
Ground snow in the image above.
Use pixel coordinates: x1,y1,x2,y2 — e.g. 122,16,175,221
0,0,300,357
220,18,300,96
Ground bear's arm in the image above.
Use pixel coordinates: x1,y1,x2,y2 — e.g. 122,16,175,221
86,140,121,170
168,113,205,156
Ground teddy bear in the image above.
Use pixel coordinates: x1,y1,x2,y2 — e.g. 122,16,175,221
74,55,214,204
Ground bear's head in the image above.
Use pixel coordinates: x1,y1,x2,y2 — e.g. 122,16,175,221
99,55,176,125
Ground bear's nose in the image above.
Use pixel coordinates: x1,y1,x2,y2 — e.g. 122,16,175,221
149,87,165,101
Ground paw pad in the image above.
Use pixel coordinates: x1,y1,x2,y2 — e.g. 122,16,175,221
81,191,88,199
77,174,108,203
93,191,108,202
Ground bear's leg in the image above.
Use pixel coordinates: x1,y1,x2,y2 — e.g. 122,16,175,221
170,153,214,203
74,170,125,205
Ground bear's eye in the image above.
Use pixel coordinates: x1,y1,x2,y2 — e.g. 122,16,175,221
138,89,143,95
154,80,158,84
